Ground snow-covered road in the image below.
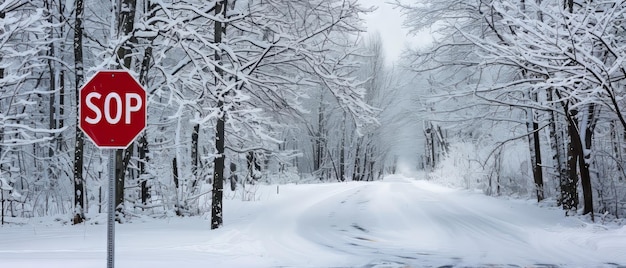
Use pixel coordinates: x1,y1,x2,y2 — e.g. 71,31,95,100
1,175,625,267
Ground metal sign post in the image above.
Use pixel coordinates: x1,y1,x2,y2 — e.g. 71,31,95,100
107,149,116,268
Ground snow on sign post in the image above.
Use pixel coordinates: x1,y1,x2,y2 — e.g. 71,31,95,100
79,70,147,268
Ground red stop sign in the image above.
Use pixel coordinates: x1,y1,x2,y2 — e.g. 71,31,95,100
79,70,147,148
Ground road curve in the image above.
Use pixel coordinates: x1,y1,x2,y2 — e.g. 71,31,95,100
249,175,626,268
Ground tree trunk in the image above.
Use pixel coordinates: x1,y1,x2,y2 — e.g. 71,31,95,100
339,113,346,182
191,123,199,185
72,0,86,225
547,89,566,206
46,0,57,159
562,0,591,219
526,90,544,202
57,0,66,142
58,71,65,151
532,118,544,202
314,93,325,177
0,10,4,81
211,107,225,228
137,8,154,206
1,189,4,225
114,0,138,220
172,157,181,216
424,122,436,169
368,152,375,181
580,105,595,219
362,146,370,181
353,137,362,181
611,122,624,182
138,134,149,205
564,110,579,213
363,138,374,181
116,0,137,69
211,0,228,230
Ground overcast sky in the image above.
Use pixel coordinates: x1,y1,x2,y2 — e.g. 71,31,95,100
359,0,431,65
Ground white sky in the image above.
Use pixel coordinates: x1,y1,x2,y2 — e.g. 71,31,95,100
359,0,432,65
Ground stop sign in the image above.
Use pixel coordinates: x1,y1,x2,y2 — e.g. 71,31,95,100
79,70,147,148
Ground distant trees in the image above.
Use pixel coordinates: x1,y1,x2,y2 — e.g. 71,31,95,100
400,0,626,219
282,32,402,183
1,0,67,223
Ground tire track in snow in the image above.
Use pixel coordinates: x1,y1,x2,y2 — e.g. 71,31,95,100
295,179,461,267
289,177,583,267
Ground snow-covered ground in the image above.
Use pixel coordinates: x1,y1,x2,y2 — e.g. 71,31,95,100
1,175,625,268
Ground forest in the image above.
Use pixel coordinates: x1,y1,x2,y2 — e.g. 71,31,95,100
1,0,626,230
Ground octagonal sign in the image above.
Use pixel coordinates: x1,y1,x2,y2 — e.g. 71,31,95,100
79,70,147,149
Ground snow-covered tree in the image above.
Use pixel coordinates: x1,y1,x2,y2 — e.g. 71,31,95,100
399,0,626,219
0,0,67,222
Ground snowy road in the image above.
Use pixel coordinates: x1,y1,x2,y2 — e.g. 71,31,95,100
1,175,625,267
241,175,626,267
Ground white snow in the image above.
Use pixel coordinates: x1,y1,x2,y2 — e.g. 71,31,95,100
1,175,625,268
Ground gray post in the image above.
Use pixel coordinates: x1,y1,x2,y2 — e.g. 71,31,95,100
108,149,116,268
